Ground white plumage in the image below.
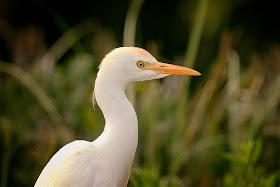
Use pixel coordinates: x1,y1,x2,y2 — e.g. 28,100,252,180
35,47,200,187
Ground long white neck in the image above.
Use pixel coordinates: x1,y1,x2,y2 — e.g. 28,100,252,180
93,71,138,183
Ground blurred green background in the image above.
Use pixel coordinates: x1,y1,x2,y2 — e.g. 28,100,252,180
0,0,280,186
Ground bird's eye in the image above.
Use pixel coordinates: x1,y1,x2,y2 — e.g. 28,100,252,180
137,61,145,68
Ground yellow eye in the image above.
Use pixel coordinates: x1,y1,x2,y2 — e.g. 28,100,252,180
137,61,145,68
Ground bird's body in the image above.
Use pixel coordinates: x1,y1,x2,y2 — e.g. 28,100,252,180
35,47,200,187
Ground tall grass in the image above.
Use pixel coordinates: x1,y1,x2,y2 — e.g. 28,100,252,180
0,61,64,127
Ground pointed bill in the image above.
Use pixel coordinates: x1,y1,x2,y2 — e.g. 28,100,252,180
143,62,201,76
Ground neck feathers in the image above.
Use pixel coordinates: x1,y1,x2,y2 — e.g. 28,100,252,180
93,71,138,184
93,70,138,145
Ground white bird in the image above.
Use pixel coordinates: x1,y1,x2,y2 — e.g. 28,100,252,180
35,47,201,187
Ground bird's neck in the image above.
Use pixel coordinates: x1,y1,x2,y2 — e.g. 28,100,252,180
93,73,138,175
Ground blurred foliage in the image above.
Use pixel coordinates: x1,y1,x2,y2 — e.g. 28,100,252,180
224,139,279,187
0,0,280,186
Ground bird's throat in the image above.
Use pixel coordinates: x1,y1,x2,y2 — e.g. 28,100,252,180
93,74,138,183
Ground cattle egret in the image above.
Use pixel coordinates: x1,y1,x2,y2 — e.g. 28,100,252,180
35,47,201,187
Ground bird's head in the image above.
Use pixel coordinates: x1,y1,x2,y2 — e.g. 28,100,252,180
97,47,201,83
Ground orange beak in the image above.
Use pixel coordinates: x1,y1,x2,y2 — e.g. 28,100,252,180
143,62,201,76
